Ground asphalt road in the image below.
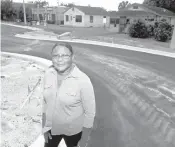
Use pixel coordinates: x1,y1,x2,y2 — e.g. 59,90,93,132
2,25,175,147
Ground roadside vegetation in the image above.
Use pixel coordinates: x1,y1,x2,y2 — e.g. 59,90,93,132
128,19,174,42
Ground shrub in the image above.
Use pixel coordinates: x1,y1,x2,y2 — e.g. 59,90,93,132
129,20,149,38
147,24,154,37
154,21,173,42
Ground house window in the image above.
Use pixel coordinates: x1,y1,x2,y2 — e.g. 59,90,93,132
76,15,82,22
133,6,138,9
126,18,130,24
39,14,43,20
147,18,154,21
116,18,119,24
52,14,56,21
66,15,69,21
90,16,93,23
103,16,107,24
110,18,115,24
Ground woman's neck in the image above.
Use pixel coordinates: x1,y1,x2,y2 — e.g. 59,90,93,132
57,64,74,77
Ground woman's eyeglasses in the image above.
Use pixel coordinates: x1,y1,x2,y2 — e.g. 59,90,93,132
52,54,72,60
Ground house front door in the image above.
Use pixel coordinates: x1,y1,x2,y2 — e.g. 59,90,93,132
119,16,127,33
52,14,56,22
70,15,74,26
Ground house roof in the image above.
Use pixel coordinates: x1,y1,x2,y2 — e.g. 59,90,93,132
126,3,175,17
143,4,175,17
111,10,154,17
65,6,109,16
31,6,69,14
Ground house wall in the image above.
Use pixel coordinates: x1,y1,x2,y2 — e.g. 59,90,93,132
171,18,175,25
32,7,65,24
64,7,85,27
170,21,175,49
124,15,172,26
32,8,45,20
84,15,110,27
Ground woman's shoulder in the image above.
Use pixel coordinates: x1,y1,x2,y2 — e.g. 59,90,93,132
44,65,56,75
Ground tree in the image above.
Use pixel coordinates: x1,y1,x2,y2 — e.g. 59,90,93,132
143,0,175,13
18,5,32,22
118,1,131,10
60,2,75,7
67,3,75,7
1,0,16,20
33,0,49,8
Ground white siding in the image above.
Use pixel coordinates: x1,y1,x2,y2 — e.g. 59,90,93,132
64,7,85,27
171,18,175,25
170,24,175,49
84,15,110,27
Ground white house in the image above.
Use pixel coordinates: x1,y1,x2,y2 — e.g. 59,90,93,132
109,3,175,33
64,6,110,27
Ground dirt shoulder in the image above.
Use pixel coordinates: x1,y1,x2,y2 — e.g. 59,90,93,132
1,55,45,147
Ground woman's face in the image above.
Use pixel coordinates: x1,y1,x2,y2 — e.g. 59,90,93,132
51,45,73,73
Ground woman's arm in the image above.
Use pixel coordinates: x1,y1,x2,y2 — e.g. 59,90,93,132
79,77,96,147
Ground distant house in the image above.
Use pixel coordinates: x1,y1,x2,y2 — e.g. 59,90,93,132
64,6,110,27
31,6,68,25
109,3,175,33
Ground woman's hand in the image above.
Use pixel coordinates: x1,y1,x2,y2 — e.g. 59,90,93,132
44,131,52,143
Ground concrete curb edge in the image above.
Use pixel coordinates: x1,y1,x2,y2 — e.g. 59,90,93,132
15,34,175,59
2,22,175,58
1,22,42,31
1,52,52,68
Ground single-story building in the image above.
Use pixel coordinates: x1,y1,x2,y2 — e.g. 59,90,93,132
109,3,175,33
64,6,110,27
32,6,68,25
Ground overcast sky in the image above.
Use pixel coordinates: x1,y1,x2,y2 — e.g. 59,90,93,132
14,0,144,11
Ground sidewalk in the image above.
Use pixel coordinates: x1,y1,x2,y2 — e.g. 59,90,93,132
1,22,175,58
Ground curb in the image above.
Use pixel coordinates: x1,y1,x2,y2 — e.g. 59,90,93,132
15,33,175,59
1,52,52,68
1,52,67,147
1,22,42,31
2,22,175,58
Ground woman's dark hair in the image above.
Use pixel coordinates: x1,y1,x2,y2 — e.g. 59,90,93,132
51,42,74,55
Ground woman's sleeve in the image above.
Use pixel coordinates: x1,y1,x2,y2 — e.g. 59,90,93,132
80,77,96,128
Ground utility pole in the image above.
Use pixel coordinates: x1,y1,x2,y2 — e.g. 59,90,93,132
57,0,60,25
43,2,48,27
23,0,27,25
36,3,40,25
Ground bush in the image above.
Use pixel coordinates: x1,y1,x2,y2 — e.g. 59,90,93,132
154,21,173,42
129,20,149,38
147,24,154,37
